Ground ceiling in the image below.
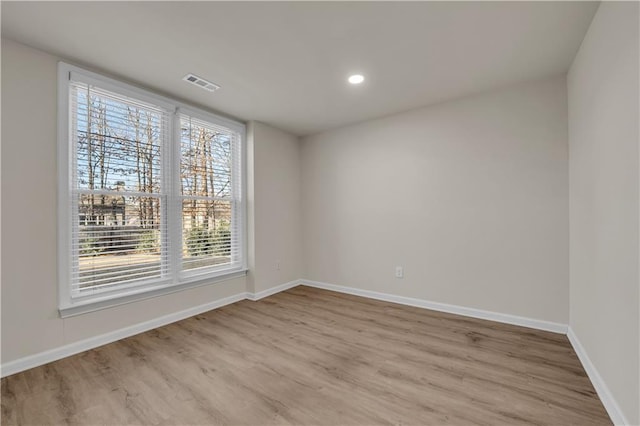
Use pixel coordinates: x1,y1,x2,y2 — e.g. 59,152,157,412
2,1,599,136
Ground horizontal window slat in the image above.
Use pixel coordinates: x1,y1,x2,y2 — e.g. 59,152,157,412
73,272,164,291
76,250,163,258
75,228,162,235
74,264,165,280
74,271,165,286
73,261,165,274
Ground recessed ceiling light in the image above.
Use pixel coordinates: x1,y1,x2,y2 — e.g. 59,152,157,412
348,74,365,85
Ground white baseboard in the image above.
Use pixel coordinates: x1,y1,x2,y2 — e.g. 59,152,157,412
1,292,247,378
567,327,628,426
1,279,299,378
300,279,568,334
246,279,300,301
7,277,625,426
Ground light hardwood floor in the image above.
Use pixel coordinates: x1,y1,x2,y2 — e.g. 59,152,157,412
2,286,611,425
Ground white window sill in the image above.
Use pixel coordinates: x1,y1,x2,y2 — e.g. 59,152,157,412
58,269,248,318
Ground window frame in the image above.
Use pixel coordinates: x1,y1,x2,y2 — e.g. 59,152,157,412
58,62,247,318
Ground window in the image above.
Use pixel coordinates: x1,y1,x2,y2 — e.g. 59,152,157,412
58,63,246,316
179,114,243,277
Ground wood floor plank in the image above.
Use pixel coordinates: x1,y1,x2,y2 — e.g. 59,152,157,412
1,286,611,425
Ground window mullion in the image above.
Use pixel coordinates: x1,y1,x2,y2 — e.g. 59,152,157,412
169,110,183,282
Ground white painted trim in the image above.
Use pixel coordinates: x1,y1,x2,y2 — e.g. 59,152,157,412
59,270,248,318
1,292,247,378
300,280,568,334
246,279,301,301
0,278,575,385
567,327,628,426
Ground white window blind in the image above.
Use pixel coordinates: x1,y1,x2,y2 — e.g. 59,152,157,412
59,63,246,316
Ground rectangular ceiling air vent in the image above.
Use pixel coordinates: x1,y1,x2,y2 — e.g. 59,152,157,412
182,73,221,92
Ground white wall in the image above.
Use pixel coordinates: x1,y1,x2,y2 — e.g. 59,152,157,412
568,2,640,424
301,76,569,324
247,121,302,294
5,13,639,422
0,38,247,363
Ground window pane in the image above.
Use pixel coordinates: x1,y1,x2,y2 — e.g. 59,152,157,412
74,85,163,193
74,195,165,292
180,116,232,198
181,199,232,271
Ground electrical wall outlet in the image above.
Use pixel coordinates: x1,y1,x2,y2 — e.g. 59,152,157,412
395,266,404,278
